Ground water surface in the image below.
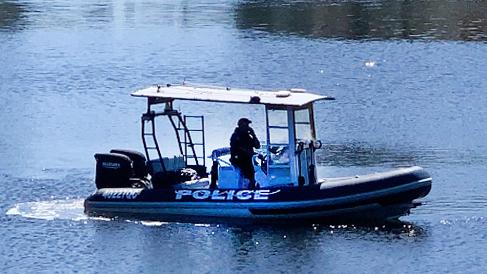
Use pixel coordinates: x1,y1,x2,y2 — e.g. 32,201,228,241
2,0,487,273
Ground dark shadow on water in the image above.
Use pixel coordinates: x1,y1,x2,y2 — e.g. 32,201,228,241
82,216,430,272
317,142,418,167
0,1,27,31
235,0,487,41
90,215,428,240
316,142,487,167
213,219,431,254
222,218,426,235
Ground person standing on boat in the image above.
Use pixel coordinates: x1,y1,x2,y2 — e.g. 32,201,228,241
230,118,261,189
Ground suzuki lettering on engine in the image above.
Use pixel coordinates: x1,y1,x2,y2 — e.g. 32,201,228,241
101,162,121,169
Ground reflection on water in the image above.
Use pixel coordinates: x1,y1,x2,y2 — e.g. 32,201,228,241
5,0,487,41
0,1,26,31
0,0,234,31
317,143,416,167
236,0,487,41
317,143,487,167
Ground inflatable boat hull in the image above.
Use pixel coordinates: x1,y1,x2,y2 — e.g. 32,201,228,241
84,166,432,224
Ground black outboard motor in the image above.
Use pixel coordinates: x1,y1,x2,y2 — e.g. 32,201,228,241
94,153,133,189
110,149,148,179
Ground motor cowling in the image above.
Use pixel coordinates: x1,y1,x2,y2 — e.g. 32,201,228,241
110,149,148,179
94,153,133,189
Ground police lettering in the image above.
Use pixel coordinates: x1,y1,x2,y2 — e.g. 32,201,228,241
175,189,274,201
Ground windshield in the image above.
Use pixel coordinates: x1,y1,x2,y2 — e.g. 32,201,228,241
295,108,312,141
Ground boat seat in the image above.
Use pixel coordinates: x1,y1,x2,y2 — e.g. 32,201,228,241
151,168,199,189
186,164,208,178
173,178,211,189
148,156,185,174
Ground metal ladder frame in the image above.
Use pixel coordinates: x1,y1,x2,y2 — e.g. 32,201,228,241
141,98,205,172
177,115,206,167
142,110,166,173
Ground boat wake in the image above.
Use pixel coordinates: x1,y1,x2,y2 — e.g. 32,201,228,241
7,199,92,221
5,199,170,226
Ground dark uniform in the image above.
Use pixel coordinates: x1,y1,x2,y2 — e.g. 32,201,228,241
230,118,260,189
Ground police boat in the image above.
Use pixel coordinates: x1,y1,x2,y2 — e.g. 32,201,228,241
84,83,432,224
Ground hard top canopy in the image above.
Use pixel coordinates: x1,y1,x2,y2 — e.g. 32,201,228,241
132,84,334,107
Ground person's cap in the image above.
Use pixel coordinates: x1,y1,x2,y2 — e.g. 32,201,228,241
238,118,252,126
